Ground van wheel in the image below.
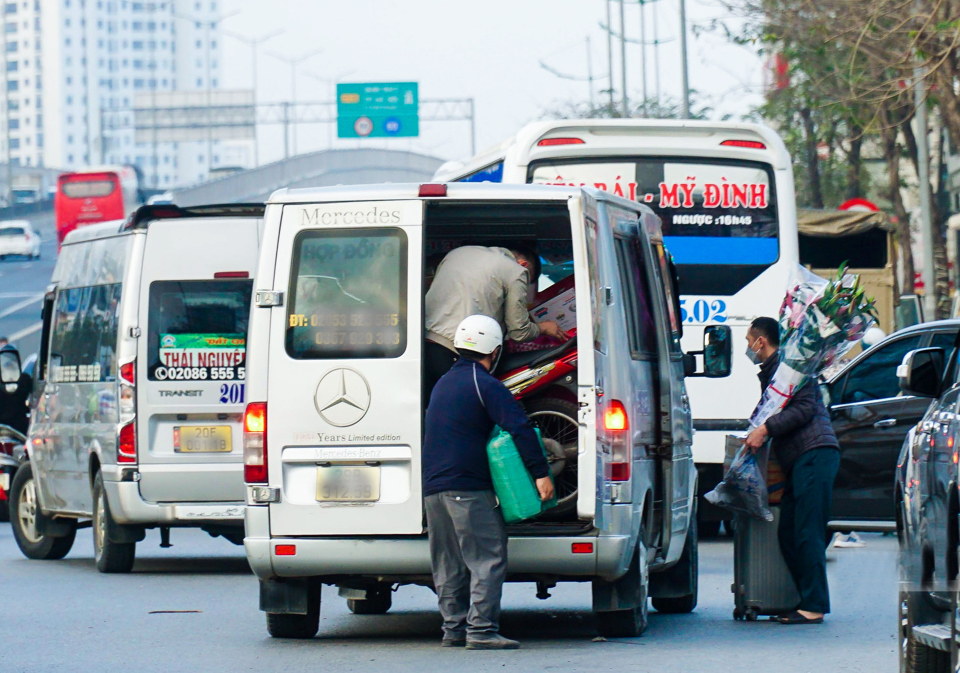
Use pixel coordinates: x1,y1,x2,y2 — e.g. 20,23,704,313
9,463,76,560
267,586,321,639
652,504,699,614
92,472,136,573
347,586,393,615
525,396,579,516
595,537,649,638
900,590,950,673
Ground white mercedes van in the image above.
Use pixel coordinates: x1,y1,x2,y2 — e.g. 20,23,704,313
243,183,731,638
8,204,264,573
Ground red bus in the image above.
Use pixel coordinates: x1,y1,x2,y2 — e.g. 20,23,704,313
55,165,140,246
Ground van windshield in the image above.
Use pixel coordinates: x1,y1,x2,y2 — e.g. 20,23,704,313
147,280,252,381
286,228,407,359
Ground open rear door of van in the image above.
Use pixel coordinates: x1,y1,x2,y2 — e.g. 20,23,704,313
266,200,425,537
569,191,605,528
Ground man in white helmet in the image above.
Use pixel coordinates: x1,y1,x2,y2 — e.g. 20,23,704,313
422,315,554,650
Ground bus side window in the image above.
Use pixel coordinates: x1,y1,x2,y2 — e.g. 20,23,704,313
614,237,658,359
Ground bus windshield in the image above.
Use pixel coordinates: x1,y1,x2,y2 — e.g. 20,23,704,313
529,157,778,295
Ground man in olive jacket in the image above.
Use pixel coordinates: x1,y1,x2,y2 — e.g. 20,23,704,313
744,316,840,625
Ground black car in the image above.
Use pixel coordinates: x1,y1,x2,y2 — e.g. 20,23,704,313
895,342,960,672
821,320,960,530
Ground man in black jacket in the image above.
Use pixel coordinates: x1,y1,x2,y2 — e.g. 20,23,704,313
744,317,840,625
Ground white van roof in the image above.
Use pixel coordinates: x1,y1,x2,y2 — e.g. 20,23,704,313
61,219,128,245
267,182,582,205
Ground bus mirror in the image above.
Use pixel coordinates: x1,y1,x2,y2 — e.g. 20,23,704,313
685,325,732,378
0,347,22,386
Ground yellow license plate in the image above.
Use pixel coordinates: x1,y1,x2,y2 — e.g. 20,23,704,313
174,426,232,453
316,466,380,502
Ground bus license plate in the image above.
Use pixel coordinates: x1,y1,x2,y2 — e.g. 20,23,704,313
174,426,232,453
316,466,380,502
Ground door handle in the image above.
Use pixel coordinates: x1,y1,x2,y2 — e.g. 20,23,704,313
873,419,897,429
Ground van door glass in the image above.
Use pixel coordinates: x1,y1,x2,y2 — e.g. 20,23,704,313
530,158,778,295
49,283,122,384
147,280,253,382
613,238,658,358
583,218,605,354
285,228,407,359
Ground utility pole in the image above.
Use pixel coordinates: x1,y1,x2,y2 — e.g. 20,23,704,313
679,0,691,118
586,36,595,109
468,98,476,156
638,0,647,116
268,48,323,157
305,68,356,149
606,0,615,113
282,102,291,160
652,0,660,106
222,28,283,167
619,0,628,117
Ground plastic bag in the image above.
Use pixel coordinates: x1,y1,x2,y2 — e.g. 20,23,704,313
705,443,773,522
487,427,557,524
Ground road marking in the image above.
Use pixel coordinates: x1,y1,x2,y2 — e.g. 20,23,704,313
0,293,43,319
7,321,41,341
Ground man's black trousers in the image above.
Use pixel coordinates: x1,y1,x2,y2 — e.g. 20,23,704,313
777,447,840,614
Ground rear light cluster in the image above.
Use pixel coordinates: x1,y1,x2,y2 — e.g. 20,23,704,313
537,137,585,146
244,402,268,483
720,139,767,150
418,183,448,197
603,400,631,482
117,360,137,464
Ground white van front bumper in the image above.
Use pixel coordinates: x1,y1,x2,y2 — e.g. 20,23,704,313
104,481,244,525
244,506,631,582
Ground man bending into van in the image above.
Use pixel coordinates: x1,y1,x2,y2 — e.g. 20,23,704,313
423,315,554,650
424,245,568,398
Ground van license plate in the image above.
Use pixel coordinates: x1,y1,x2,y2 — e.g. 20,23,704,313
316,466,380,502
174,426,232,453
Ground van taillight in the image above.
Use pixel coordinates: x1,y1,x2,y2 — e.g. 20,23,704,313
244,402,267,483
120,361,135,384
720,139,767,150
118,420,137,463
604,400,630,482
537,137,585,146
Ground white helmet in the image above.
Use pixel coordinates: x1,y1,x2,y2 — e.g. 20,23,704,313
454,315,503,355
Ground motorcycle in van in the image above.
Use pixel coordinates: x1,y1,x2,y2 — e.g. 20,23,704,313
7,204,264,572
242,183,731,639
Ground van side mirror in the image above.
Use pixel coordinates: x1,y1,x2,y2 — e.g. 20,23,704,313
897,347,944,398
0,347,22,387
684,325,732,378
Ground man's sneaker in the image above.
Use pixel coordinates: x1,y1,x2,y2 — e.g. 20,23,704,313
465,634,520,650
833,532,866,548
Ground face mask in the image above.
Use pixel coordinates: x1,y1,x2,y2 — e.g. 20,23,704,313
745,340,762,365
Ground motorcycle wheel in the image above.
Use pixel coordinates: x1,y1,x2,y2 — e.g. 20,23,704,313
525,396,579,517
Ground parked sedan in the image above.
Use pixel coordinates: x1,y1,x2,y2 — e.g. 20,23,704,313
821,320,960,531
0,220,40,260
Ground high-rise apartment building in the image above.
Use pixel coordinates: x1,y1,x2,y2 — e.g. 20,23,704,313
1,0,223,187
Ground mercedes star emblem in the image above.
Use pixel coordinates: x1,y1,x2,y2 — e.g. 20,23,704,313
314,368,371,427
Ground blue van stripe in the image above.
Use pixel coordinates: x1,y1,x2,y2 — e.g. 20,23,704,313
664,237,778,265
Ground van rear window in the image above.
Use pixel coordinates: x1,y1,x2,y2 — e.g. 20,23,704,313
286,228,407,359
147,280,252,381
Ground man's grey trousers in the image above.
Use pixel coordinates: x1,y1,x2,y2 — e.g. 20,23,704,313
425,490,508,638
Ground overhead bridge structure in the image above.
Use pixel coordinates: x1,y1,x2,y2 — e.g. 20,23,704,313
171,149,444,206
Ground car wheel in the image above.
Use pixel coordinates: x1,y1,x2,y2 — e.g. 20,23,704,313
347,585,393,615
652,502,699,614
9,463,76,560
92,471,136,573
899,589,950,673
595,535,649,638
266,584,321,639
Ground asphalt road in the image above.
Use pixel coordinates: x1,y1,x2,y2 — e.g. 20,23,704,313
0,211,57,359
0,525,897,673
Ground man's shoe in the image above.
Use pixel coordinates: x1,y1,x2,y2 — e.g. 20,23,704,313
442,638,466,647
465,634,520,650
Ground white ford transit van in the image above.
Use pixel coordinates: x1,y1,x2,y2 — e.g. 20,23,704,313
8,204,264,573
243,183,731,638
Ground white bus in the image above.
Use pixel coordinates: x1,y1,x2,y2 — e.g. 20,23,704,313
434,120,799,534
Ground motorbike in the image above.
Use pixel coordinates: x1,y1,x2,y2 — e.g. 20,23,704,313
0,424,27,522
498,337,579,517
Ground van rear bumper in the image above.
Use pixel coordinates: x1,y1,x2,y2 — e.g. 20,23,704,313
104,481,244,525
245,532,631,582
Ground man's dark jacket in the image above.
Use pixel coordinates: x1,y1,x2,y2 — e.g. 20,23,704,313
758,352,839,473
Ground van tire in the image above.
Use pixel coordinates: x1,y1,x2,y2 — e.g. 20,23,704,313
266,586,321,639
9,463,76,560
652,506,698,614
347,586,392,615
92,472,136,573
594,537,649,638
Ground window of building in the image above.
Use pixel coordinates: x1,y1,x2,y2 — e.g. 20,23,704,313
196,78,202,87
67,135,73,143
6,60,15,71
9,137,18,148
7,118,17,130
5,3,16,13
6,80,16,91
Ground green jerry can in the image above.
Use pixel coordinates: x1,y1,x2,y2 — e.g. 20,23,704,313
486,426,558,524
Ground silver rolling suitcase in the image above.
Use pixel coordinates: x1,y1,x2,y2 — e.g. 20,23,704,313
732,507,800,621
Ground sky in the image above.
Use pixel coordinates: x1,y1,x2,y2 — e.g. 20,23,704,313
218,0,765,166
